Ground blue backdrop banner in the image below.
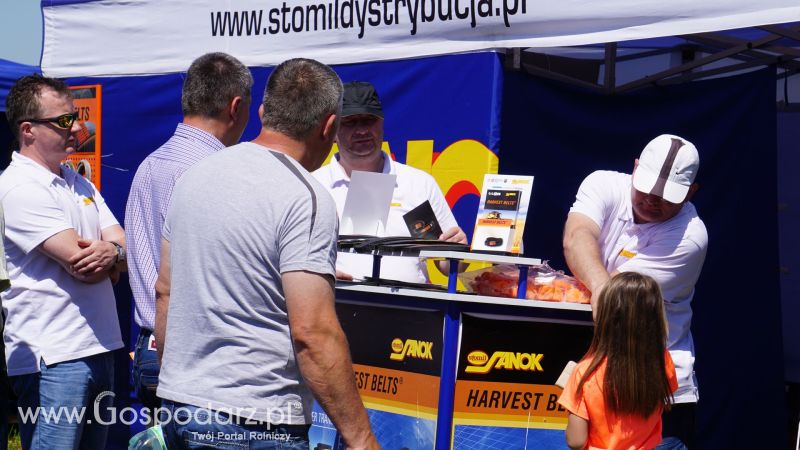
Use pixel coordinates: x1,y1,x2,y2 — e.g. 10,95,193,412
63,51,503,448
500,66,783,450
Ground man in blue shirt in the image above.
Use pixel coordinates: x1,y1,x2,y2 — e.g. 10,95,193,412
125,52,252,414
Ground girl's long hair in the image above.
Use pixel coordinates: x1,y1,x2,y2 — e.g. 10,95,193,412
576,272,673,418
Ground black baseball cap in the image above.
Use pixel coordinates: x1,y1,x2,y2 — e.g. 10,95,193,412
341,81,383,118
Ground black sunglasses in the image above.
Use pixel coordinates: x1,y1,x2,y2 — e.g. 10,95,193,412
18,112,80,130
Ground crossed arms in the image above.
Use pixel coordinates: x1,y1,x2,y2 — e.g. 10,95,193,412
40,224,126,284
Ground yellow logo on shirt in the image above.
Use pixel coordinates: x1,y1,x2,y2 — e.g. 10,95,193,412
83,197,95,206
619,249,636,258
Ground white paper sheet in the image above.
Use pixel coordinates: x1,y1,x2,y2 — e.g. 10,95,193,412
341,170,396,235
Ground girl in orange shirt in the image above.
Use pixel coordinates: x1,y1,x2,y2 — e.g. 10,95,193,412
558,272,678,450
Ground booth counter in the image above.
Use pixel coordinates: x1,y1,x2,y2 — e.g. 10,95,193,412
309,251,594,450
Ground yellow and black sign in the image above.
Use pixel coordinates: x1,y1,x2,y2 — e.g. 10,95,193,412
390,338,434,362
337,302,442,376
336,302,443,418
453,314,593,430
465,350,544,374
484,189,521,211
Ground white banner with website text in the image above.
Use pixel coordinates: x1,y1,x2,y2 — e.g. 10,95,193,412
42,0,800,77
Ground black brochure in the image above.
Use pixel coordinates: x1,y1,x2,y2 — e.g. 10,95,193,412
403,200,443,240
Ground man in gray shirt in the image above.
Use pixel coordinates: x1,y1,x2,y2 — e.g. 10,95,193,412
155,58,379,449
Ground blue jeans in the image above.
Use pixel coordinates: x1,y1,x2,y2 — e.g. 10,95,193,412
133,328,161,410
10,352,115,450
658,437,689,450
161,400,311,449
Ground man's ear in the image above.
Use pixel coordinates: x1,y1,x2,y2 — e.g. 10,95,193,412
321,113,337,141
18,122,33,144
258,104,265,121
228,96,243,121
633,159,639,172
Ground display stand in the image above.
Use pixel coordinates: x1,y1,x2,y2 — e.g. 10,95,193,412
419,250,542,298
309,249,593,450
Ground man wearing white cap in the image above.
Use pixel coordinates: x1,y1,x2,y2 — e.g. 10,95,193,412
563,134,708,449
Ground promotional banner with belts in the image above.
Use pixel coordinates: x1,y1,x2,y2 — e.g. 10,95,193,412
309,301,444,449
66,84,102,189
451,313,593,449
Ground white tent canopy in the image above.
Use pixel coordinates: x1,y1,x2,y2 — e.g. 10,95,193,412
42,0,800,78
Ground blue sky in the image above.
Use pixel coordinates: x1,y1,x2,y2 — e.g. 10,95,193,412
0,1,43,65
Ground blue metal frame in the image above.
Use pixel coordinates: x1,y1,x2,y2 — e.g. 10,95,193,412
371,254,383,281
434,257,463,449
516,264,529,299
432,255,551,449
435,303,460,450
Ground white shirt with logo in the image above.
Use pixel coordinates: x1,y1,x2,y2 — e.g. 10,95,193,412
0,153,123,375
313,154,458,283
570,170,708,403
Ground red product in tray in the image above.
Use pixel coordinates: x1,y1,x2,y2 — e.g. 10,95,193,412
471,270,520,298
463,264,591,304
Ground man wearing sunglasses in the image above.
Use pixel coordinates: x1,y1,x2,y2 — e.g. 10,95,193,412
0,74,125,449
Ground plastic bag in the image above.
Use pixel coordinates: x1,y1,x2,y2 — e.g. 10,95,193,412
128,425,167,450
459,262,590,303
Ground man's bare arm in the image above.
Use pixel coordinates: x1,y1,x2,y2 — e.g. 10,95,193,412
284,271,379,450
563,212,613,318
154,239,171,363
39,229,109,283
69,224,127,277
434,226,469,275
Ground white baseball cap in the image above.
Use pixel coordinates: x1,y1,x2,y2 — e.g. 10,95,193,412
632,134,699,204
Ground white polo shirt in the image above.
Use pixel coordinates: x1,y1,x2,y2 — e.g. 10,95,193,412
0,153,123,375
570,170,708,403
313,154,458,283
0,203,9,292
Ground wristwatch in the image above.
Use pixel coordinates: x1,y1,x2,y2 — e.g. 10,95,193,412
110,241,126,264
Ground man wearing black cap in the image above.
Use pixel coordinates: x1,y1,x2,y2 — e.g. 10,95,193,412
313,81,467,283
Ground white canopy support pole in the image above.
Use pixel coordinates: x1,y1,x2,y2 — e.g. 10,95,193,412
760,24,800,42
616,32,785,93
681,32,800,74
659,57,781,85
519,61,603,92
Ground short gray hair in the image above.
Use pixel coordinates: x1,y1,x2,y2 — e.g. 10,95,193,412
261,58,343,140
182,52,253,117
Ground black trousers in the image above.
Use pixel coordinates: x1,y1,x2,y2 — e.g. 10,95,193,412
662,402,697,448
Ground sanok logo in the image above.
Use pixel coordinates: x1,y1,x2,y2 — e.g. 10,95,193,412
389,338,433,361
465,350,544,374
